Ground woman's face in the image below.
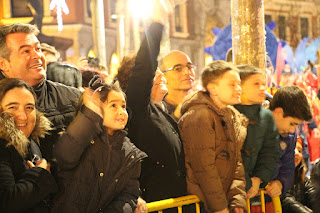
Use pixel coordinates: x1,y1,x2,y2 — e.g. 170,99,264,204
1,87,36,138
295,142,303,167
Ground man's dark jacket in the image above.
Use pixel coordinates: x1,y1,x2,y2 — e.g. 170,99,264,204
126,22,188,203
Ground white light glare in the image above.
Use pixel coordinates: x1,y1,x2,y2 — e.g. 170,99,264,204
128,0,153,19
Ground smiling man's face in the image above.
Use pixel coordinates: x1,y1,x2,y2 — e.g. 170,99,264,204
0,32,46,86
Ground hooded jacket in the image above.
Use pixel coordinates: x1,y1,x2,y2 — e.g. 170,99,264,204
178,91,248,212
0,72,81,163
0,111,58,213
52,106,147,213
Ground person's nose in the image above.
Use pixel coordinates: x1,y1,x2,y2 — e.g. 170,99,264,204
31,49,42,59
15,108,27,121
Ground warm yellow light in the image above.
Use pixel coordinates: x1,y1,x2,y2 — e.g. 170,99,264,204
205,54,213,65
110,53,120,78
88,50,95,58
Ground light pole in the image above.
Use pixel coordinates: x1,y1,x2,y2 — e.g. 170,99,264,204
231,0,266,71
91,0,107,67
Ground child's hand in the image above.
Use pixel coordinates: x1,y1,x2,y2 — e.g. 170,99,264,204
265,180,283,198
215,207,229,213
247,177,261,199
83,88,103,117
234,208,244,213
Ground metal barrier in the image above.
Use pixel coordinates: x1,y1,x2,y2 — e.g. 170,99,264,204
146,192,282,213
247,190,282,213
147,195,201,213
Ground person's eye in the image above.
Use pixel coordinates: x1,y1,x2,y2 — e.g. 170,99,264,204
122,105,126,109
7,106,16,110
36,47,42,52
174,66,182,72
26,106,34,110
23,50,30,53
111,104,116,108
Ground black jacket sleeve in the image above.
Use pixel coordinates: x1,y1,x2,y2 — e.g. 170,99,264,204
281,179,315,213
53,106,103,170
0,153,57,212
126,22,164,115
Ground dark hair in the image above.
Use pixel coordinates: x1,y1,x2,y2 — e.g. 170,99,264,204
46,62,82,88
0,23,39,60
80,68,105,88
237,64,264,83
201,60,239,91
0,78,37,111
115,53,136,92
270,86,312,121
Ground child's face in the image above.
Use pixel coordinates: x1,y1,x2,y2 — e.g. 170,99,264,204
294,142,303,167
241,73,266,105
102,90,128,135
273,107,303,137
209,70,241,108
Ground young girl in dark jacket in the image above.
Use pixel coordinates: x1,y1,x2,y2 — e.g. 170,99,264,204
52,82,146,213
281,137,315,212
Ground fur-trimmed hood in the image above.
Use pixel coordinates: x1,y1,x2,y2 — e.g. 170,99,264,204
0,111,52,157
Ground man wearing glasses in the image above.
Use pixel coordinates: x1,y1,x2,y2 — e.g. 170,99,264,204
158,50,196,120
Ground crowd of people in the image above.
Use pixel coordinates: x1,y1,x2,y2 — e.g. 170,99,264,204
1,0,320,213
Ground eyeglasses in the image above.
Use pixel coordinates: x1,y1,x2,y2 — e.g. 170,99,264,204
163,64,196,73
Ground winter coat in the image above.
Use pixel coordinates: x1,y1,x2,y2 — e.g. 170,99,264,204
126,22,188,203
0,111,58,213
178,91,248,212
234,104,279,191
52,106,147,213
0,72,81,163
281,164,315,213
32,79,81,162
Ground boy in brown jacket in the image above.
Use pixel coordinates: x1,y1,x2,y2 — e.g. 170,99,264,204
179,60,248,213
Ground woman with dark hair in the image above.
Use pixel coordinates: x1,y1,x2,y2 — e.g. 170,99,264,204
281,136,315,212
0,78,57,212
52,82,146,213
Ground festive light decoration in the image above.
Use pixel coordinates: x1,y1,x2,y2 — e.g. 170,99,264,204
50,0,70,32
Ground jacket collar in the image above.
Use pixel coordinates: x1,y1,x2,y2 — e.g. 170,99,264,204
0,111,51,157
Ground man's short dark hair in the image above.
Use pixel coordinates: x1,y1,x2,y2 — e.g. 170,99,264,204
201,60,238,91
0,23,39,60
237,64,264,83
270,86,312,121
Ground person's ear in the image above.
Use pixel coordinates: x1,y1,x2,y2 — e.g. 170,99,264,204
0,57,10,73
207,83,217,96
274,107,284,117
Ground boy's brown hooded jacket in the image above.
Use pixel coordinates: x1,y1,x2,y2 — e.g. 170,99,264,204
178,91,248,212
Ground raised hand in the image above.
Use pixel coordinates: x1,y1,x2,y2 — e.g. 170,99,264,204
83,88,103,117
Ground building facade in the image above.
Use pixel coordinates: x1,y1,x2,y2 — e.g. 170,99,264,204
1,0,320,76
